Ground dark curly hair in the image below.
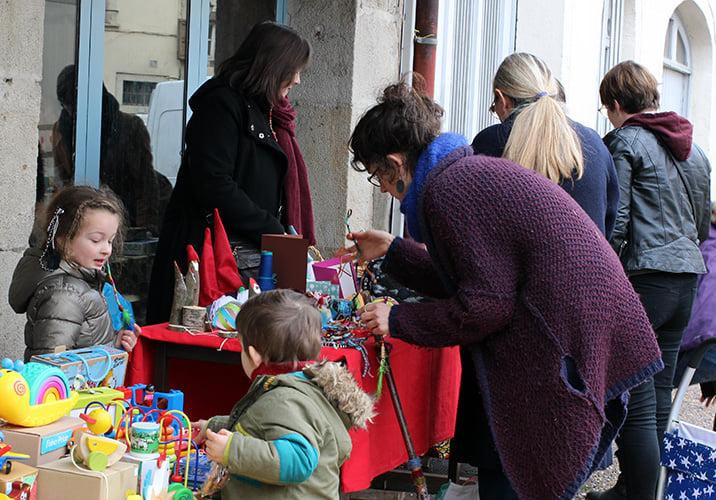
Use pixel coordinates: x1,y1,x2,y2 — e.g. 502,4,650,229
349,75,444,181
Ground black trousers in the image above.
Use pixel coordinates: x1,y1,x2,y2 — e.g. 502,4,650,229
615,272,698,499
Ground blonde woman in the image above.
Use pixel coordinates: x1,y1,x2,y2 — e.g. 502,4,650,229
472,52,619,237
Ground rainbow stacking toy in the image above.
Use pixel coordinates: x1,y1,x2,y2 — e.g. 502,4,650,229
0,358,79,427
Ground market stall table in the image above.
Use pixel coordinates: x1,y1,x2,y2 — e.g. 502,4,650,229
126,323,461,492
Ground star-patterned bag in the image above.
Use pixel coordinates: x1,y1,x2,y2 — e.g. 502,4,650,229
662,421,716,499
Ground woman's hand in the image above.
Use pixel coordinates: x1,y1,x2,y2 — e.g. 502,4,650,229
117,323,140,351
337,230,395,263
360,302,392,337
205,428,232,463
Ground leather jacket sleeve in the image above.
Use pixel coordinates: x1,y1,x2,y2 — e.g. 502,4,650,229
604,132,636,255
688,145,712,244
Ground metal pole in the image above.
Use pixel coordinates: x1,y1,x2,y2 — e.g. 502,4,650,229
413,0,439,97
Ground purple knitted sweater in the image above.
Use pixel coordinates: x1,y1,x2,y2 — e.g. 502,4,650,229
385,147,662,499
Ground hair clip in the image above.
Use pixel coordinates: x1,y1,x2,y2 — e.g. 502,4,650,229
40,207,64,271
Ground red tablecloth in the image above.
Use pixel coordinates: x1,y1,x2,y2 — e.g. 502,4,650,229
126,323,461,493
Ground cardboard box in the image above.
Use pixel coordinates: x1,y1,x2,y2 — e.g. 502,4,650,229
37,458,138,500
31,347,128,391
0,461,38,500
120,454,169,500
0,417,83,466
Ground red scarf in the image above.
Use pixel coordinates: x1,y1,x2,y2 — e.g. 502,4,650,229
250,360,315,381
272,98,317,245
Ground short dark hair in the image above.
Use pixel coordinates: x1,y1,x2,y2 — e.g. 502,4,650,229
600,60,660,114
237,289,322,363
349,75,443,181
217,21,311,107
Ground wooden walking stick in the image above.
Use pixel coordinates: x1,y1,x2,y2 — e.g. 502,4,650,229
375,334,430,500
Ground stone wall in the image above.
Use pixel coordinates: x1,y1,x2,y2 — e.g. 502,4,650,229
0,0,45,360
287,0,403,253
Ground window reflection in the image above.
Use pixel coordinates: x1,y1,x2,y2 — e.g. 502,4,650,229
35,0,78,245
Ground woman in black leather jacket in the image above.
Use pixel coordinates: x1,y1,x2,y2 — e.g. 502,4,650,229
588,61,711,500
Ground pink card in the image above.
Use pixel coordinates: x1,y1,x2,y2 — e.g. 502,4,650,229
312,256,357,298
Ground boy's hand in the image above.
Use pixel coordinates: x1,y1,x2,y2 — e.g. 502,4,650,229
205,428,232,463
192,420,209,445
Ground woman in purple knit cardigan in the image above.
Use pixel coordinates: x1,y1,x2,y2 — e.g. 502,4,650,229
345,81,663,500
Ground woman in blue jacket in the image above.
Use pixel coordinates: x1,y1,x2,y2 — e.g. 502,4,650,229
472,52,619,237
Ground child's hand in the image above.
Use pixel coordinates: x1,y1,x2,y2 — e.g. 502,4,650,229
205,428,232,463
192,420,209,445
117,323,140,351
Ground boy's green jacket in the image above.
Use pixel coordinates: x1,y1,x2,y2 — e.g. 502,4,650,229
206,361,375,499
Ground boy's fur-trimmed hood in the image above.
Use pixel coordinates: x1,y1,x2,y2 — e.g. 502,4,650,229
304,361,375,429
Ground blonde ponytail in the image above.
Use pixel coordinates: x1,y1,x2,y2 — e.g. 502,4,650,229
496,53,583,183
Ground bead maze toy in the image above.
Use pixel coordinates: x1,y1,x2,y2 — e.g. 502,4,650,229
0,358,79,427
0,432,30,475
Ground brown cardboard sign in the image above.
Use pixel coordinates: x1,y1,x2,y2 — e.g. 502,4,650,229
37,458,138,500
0,417,83,466
261,234,309,291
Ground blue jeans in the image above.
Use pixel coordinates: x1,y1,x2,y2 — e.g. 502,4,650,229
615,272,698,499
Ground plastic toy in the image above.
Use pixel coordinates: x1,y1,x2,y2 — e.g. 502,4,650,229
127,385,184,435
0,431,30,475
0,358,79,427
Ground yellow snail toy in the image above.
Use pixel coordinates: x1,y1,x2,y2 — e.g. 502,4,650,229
0,358,79,427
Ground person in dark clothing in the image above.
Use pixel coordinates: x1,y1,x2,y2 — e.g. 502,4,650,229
52,65,162,234
146,22,312,323
472,52,619,237
587,60,711,500
342,80,662,500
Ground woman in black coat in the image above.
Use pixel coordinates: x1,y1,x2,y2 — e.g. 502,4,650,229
147,22,311,323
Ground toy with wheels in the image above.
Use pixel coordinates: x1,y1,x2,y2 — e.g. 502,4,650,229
167,482,193,500
0,432,30,475
0,359,78,427
72,431,127,471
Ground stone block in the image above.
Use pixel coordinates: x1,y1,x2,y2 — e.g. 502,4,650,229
0,249,29,361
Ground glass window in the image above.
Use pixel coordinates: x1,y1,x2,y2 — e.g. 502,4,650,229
99,0,189,236
662,13,691,117
121,80,159,107
35,0,79,244
676,32,688,65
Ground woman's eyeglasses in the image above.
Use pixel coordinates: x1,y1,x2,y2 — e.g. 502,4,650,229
598,105,609,118
367,172,382,187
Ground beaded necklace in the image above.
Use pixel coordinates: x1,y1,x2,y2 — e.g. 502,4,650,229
268,106,277,141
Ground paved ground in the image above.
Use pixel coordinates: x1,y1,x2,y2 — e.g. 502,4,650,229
346,385,715,499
